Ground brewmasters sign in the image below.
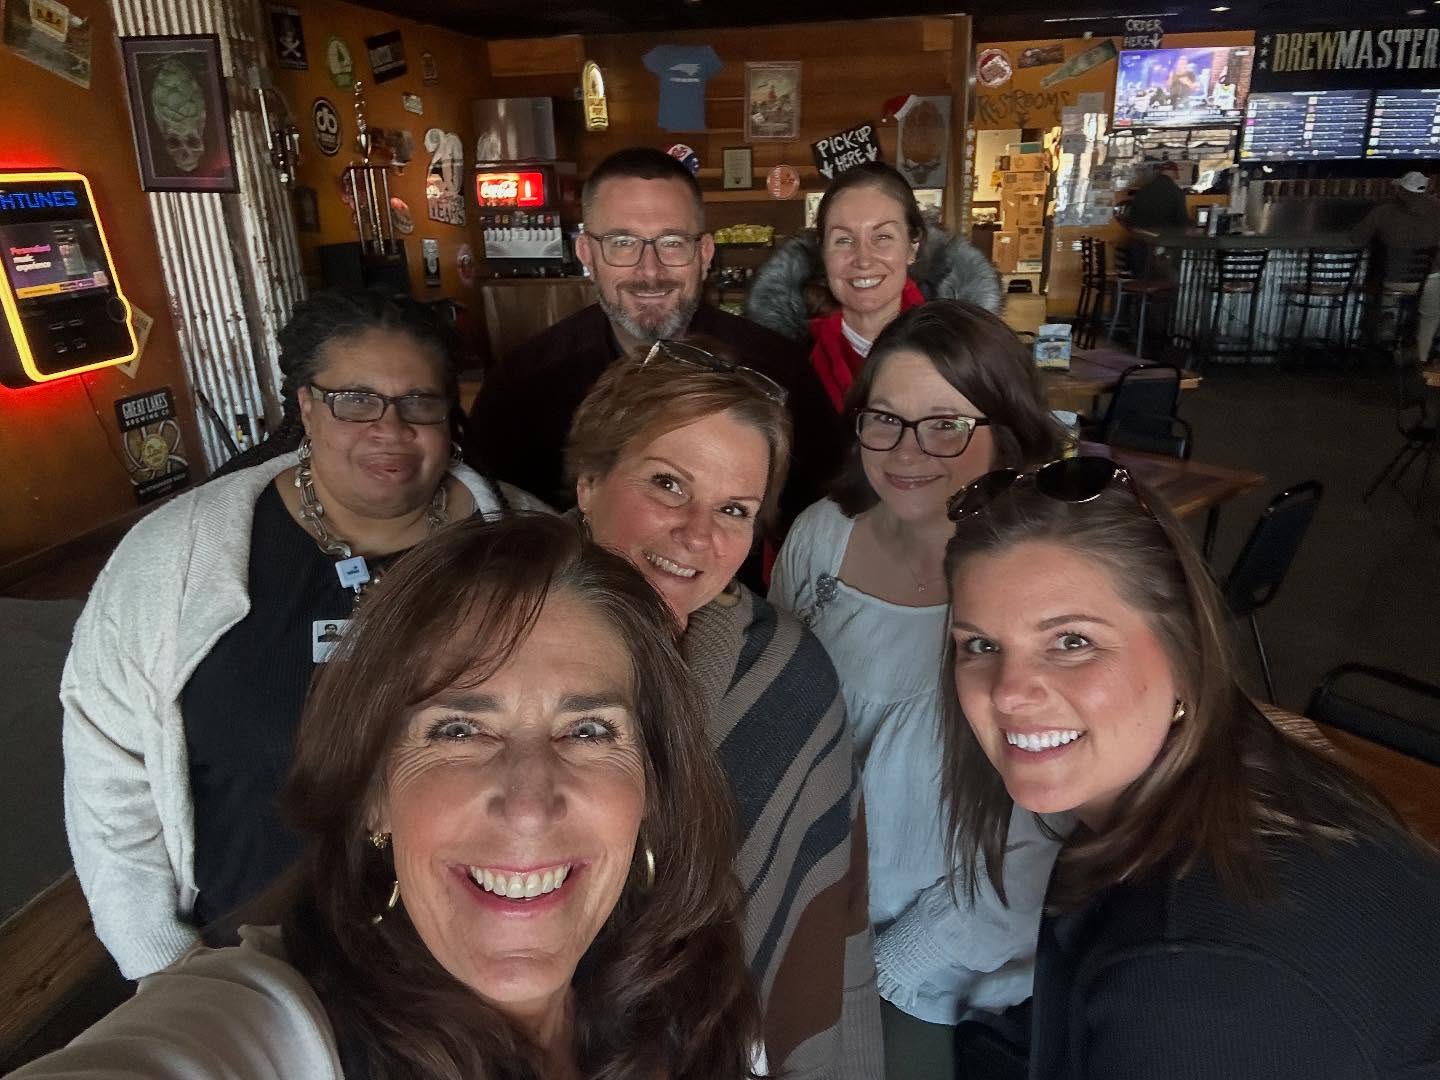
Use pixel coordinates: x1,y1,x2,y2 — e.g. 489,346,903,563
1254,26,1440,90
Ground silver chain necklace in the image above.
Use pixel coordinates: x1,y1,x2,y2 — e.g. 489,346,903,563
294,443,448,595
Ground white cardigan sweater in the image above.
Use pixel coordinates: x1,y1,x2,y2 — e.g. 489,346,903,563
60,453,540,979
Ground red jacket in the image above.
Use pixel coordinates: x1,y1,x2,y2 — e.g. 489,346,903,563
806,279,927,413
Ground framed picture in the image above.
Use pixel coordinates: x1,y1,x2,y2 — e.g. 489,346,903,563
745,62,801,142
722,146,753,190
120,35,238,193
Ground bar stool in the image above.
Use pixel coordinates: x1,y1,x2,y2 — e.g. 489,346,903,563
1074,236,1109,348
1278,247,1364,368
1107,244,1176,359
1362,245,1439,366
1196,247,1269,370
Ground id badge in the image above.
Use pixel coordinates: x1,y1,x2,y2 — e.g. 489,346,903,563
312,619,351,663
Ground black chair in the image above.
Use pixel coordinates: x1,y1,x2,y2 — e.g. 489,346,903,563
1107,244,1177,360
1196,247,1270,370
1075,236,1109,349
1362,363,1438,512
1107,413,1193,459
1307,664,1440,768
1221,481,1324,704
1278,246,1365,367
1081,363,1182,443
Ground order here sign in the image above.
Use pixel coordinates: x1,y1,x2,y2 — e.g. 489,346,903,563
811,123,882,180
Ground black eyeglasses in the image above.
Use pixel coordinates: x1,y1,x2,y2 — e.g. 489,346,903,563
946,456,1154,522
588,231,703,267
309,385,451,425
642,340,789,405
856,409,991,458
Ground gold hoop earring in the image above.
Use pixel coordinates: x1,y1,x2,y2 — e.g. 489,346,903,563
369,831,390,850
1172,700,1187,723
370,880,401,924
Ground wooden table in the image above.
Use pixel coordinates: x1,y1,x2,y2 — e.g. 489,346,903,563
1422,363,1440,389
1084,441,1267,555
1044,348,1202,412
1262,705,1440,848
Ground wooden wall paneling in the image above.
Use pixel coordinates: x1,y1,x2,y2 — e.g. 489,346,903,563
487,35,584,78
946,16,974,235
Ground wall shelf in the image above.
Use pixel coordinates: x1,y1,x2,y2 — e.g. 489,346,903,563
704,189,818,203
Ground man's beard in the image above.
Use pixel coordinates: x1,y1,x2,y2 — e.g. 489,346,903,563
596,276,702,345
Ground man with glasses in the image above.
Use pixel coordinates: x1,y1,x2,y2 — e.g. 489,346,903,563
465,147,842,546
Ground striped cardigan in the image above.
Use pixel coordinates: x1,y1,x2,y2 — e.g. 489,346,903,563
682,584,884,1079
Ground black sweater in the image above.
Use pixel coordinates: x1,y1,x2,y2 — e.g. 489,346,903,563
463,302,845,528
1030,830,1440,1079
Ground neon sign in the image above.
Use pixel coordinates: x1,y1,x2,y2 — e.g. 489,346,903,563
0,189,80,211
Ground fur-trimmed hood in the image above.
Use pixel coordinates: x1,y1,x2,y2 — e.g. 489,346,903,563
744,226,1003,342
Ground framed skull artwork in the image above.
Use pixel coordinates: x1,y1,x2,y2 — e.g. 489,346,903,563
121,35,238,193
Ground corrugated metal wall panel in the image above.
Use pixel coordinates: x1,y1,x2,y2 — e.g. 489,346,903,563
112,0,305,470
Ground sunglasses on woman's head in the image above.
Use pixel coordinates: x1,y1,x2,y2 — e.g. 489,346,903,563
641,340,789,405
945,455,1155,522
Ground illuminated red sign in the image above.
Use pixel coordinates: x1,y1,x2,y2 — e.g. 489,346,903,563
475,170,546,207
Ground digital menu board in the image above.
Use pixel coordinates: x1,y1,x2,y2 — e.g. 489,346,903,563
1240,89,1372,160
1366,89,1440,159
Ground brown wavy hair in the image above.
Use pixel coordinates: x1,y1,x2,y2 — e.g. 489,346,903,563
282,513,760,1079
940,478,1416,912
564,339,793,533
831,300,1061,517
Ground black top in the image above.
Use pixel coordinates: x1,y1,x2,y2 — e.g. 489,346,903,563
463,302,845,533
1127,174,1191,231
181,483,385,927
1029,829,1440,1079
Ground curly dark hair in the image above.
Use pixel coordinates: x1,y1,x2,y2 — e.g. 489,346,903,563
281,513,761,1079
211,289,463,478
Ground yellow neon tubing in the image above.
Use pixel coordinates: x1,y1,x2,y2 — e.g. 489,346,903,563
0,170,139,384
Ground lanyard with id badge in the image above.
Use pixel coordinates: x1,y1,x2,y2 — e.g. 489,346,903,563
294,439,449,663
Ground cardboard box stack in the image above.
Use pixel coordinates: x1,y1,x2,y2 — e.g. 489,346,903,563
995,148,1050,271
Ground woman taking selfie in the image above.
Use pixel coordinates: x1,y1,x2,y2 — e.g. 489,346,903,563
62,290,542,980
19,514,761,1079
770,301,1062,1077
942,456,1440,1078
567,340,882,1078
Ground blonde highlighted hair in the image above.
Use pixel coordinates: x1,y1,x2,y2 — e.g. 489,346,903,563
564,339,793,531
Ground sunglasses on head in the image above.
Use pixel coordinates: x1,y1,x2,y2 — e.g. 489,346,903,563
946,455,1154,522
641,339,789,406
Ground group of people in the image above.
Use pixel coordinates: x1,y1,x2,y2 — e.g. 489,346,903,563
18,148,1440,1080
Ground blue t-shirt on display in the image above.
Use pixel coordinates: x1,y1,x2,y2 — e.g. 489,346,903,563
643,45,724,132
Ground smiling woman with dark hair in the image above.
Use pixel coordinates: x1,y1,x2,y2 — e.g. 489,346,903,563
17,514,762,1080
941,457,1440,1079
770,299,1063,1079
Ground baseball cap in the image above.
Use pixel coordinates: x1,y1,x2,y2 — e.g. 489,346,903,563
1395,171,1429,194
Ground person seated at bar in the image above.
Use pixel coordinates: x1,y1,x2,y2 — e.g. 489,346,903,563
1350,171,1440,366
942,455,1440,1079
769,301,1063,1080
746,162,1001,413
1120,161,1190,281
61,289,544,981
566,340,883,1078
17,515,762,1079
465,146,843,536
